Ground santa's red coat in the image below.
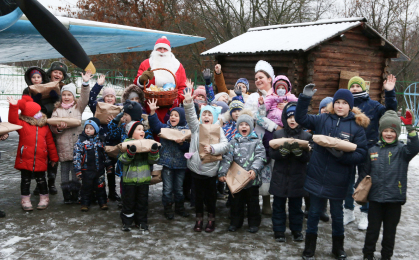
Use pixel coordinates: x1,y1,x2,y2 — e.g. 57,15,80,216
134,59,186,122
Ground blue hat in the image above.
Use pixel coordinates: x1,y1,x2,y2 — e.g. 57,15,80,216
285,105,296,119
170,107,187,126
333,89,354,110
229,100,244,116
235,78,249,91
84,117,100,134
199,105,222,124
319,97,333,114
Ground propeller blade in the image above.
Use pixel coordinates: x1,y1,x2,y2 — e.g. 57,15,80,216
15,0,95,73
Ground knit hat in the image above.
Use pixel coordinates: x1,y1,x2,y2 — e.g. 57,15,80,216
24,66,48,85
273,75,292,94
348,76,366,91
193,86,207,99
379,110,401,137
61,83,76,98
213,92,229,102
126,121,143,138
199,105,222,124
127,92,139,100
235,78,249,92
170,107,187,126
46,61,69,81
18,95,41,117
318,97,333,114
333,89,354,110
84,117,100,134
285,105,296,119
123,100,143,121
229,100,244,116
102,87,116,99
255,60,274,80
214,101,229,114
236,110,254,134
154,36,171,52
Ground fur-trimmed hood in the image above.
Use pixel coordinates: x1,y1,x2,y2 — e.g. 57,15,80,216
122,84,145,107
326,103,370,128
19,113,47,127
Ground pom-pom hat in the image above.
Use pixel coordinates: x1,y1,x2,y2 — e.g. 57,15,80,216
154,36,171,52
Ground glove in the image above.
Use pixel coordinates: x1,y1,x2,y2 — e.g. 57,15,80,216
76,172,82,180
114,112,124,122
326,147,344,158
139,68,154,85
127,144,137,158
49,90,59,102
279,142,291,156
234,84,242,96
31,93,42,103
302,83,317,97
406,125,416,133
290,142,303,157
202,68,212,85
150,143,160,154
400,110,413,125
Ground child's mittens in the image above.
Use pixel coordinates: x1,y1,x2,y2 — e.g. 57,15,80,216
401,110,416,132
76,172,82,180
139,68,154,84
279,142,291,156
234,85,242,96
326,147,344,158
302,83,317,97
114,112,124,122
290,142,303,157
150,143,159,154
127,145,137,158
49,90,59,102
202,68,212,85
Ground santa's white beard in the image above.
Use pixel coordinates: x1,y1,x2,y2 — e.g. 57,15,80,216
149,50,180,87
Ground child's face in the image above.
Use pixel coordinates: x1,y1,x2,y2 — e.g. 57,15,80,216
31,74,42,85
61,91,74,104
104,94,116,104
132,124,145,140
239,122,250,136
218,95,229,103
130,96,140,103
50,70,64,82
382,128,397,143
287,115,298,129
320,107,328,114
334,99,350,117
231,110,241,121
122,113,132,123
201,111,213,124
349,84,363,93
195,94,206,101
255,72,272,91
170,111,180,126
237,83,247,93
85,124,95,136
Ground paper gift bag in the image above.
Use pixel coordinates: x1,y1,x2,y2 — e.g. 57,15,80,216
226,162,252,194
120,139,161,153
46,118,81,128
105,145,121,159
29,82,61,99
199,124,222,164
0,122,22,135
312,135,357,152
269,138,310,150
158,128,192,142
353,175,372,205
95,102,123,124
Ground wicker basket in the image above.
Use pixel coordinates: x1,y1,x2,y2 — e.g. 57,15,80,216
143,68,178,107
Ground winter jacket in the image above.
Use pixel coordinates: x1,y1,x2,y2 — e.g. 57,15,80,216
221,112,238,142
295,94,369,200
107,118,153,145
118,138,160,185
360,133,419,204
218,132,266,189
50,84,90,162
269,105,312,198
148,113,190,169
264,93,298,127
354,90,397,148
184,102,229,177
245,93,280,137
9,104,59,171
73,131,110,174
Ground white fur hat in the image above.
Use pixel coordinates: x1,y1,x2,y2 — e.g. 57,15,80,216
213,92,229,102
255,60,274,79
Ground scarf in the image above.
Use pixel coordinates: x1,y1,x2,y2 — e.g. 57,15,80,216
352,91,369,99
61,101,75,109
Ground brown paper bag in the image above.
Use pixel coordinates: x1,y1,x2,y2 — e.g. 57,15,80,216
47,118,81,128
0,122,22,135
269,138,310,150
158,128,191,142
150,170,162,185
120,139,161,153
312,135,357,152
29,82,60,99
95,102,123,124
199,124,222,164
105,145,122,159
353,175,372,205
226,162,252,194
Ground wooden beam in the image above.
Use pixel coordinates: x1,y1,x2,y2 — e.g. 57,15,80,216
384,51,400,59
369,38,385,47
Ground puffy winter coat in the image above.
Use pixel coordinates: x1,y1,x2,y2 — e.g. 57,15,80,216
50,84,90,162
360,133,419,204
218,132,266,189
184,102,229,177
73,132,110,174
221,112,238,142
148,113,189,169
9,104,59,171
264,93,298,127
295,94,369,200
354,90,397,148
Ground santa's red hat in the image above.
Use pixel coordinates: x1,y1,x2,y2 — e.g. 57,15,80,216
154,36,171,52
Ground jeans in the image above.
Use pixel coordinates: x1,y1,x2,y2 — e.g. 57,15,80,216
344,164,369,213
161,167,186,206
272,196,303,232
306,193,344,236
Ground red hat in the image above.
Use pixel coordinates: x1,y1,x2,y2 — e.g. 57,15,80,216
19,95,41,117
154,36,171,52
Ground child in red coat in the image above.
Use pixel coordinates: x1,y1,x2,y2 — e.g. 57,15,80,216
8,96,59,211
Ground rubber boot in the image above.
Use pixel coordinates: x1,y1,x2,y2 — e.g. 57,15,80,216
205,213,215,233
262,195,272,215
175,201,190,217
37,194,49,210
21,195,33,211
48,178,58,195
302,233,317,260
194,213,203,232
164,203,175,220
332,235,347,259
107,173,121,201
0,209,5,218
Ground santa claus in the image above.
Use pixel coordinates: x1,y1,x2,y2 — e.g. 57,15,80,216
134,36,187,122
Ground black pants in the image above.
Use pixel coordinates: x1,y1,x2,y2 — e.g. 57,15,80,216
230,186,261,228
107,158,117,194
120,184,149,226
21,170,47,195
193,175,217,215
47,161,58,180
80,171,107,206
363,201,402,258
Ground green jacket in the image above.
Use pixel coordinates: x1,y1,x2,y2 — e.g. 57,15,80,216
118,138,160,185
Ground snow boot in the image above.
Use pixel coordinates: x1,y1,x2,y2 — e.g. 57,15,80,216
61,182,72,204
302,233,317,260
194,213,203,232
332,235,347,259
175,201,189,217
247,226,259,233
21,195,33,211
205,213,215,233
262,195,272,215
343,208,355,225
107,173,121,201
121,224,130,232
164,203,175,219
100,204,108,210
48,178,58,195
70,180,81,204
363,255,376,260
37,194,49,210
274,231,286,242
0,209,5,218
292,231,304,242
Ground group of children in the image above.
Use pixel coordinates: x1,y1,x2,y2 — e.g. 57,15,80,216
1,59,417,260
